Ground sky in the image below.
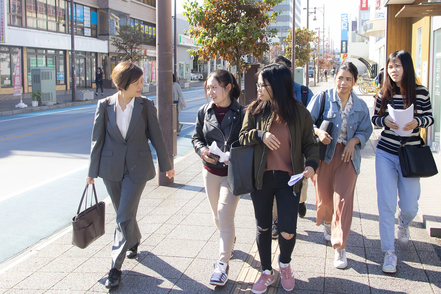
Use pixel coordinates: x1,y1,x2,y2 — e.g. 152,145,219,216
174,0,361,51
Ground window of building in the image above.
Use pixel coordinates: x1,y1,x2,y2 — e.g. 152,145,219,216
67,4,97,37
27,48,65,85
0,47,20,88
134,0,155,7
129,18,156,46
9,0,23,26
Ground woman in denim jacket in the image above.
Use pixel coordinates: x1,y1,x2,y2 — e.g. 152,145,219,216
307,62,372,269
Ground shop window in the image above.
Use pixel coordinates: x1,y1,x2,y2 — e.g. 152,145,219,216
0,47,20,88
36,0,47,30
27,48,65,86
9,0,23,27
26,0,37,28
134,0,155,6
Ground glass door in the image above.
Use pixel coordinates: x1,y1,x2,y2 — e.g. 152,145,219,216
431,29,441,152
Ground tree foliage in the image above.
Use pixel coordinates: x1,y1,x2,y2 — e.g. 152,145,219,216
285,27,315,68
183,0,283,85
111,25,152,62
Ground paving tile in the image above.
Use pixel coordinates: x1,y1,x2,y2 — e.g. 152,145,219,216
11,257,54,272
172,276,230,293
286,271,325,292
131,255,192,280
95,274,177,294
40,257,88,273
12,272,67,290
323,275,370,294
150,238,206,258
5,289,45,294
50,272,103,291
72,257,110,274
0,271,33,289
369,276,435,294
169,224,217,241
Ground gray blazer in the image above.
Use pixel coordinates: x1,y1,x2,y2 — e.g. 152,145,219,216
88,93,172,183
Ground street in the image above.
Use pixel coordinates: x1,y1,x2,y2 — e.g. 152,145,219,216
0,88,207,264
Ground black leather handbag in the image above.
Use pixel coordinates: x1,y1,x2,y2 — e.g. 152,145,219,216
72,184,105,249
398,137,438,178
228,141,254,196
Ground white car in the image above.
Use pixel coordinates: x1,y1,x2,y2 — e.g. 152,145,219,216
191,72,203,80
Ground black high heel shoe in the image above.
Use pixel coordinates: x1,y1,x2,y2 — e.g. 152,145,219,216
126,243,139,259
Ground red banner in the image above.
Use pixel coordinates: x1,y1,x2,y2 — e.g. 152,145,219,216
360,0,368,10
376,0,381,10
13,49,22,96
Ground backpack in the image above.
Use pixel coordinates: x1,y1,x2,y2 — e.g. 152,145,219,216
300,85,309,107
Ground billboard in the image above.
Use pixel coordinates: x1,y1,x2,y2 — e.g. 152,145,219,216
341,14,348,54
361,0,368,10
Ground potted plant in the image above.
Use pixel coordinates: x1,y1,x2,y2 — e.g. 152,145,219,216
31,90,41,107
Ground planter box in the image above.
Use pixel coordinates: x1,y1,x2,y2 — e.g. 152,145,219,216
142,85,149,93
31,101,39,107
76,91,94,101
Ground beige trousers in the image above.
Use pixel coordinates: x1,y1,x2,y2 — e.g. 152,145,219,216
202,167,240,263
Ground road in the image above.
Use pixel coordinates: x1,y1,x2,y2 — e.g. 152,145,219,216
0,88,207,265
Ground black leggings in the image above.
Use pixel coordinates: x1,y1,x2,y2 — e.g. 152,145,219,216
251,170,299,271
96,81,103,93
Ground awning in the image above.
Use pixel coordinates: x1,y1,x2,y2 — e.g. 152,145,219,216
396,3,441,18
350,55,378,78
363,18,385,38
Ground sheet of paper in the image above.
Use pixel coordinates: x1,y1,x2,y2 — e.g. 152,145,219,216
387,104,414,136
208,141,230,163
288,173,304,187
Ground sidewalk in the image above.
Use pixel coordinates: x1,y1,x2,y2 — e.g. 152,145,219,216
0,80,440,293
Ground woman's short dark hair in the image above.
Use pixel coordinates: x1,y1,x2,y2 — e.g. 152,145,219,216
204,70,241,101
378,50,417,116
111,62,143,91
249,63,300,124
336,61,358,81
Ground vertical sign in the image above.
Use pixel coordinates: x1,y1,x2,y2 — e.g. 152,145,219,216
0,0,6,43
151,60,156,82
341,14,348,54
13,49,22,96
360,0,368,10
376,0,381,10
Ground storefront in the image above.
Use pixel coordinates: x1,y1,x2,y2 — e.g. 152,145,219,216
430,16,441,153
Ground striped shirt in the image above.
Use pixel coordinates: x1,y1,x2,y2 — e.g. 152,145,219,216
371,85,434,155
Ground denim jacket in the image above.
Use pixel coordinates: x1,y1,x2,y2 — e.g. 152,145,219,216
306,88,373,175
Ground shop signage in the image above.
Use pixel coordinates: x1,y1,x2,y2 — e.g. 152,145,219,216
360,0,368,11
0,0,6,43
178,34,196,47
13,49,21,96
376,0,381,10
151,60,156,81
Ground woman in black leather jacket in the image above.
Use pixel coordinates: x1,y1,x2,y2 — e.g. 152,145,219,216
192,69,243,287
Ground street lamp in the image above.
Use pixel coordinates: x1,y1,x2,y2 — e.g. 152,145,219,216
303,0,314,87
314,5,325,82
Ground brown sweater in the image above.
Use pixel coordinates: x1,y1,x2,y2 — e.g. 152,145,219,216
265,121,293,175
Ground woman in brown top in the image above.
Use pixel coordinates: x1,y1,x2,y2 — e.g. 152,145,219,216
239,64,319,293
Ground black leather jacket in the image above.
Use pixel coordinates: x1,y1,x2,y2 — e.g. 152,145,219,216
192,99,244,169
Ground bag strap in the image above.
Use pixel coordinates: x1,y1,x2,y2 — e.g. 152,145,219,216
318,91,326,119
300,85,309,107
77,184,98,215
399,135,425,147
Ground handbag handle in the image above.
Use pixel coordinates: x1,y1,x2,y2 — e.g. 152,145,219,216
399,136,425,147
76,184,99,215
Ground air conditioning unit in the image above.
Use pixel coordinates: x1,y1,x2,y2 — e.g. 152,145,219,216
31,67,56,106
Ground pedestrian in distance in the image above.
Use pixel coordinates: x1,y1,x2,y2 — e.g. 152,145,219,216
239,63,319,293
271,56,314,241
86,62,174,289
95,67,104,96
191,69,244,287
307,61,373,269
371,50,434,274
173,74,186,135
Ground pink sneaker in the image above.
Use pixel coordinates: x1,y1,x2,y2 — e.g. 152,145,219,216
252,270,275,294
279,261,295,291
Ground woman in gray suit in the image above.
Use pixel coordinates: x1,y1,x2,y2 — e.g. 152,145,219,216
86,62,174,289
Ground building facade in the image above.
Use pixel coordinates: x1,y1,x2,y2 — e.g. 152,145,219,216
268,0,301,45
2,0,157,94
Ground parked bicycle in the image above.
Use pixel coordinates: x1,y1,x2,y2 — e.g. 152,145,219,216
358,77,380,95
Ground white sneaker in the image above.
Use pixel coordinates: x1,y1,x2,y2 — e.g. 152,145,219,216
334,249,348,269
397,226,410,243
323,223,331,241
382,250,397,273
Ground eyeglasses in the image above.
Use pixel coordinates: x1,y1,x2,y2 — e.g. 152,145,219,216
256,83,269,90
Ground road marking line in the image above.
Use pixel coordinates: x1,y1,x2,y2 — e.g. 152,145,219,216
185,96,207,102
0,120,94,142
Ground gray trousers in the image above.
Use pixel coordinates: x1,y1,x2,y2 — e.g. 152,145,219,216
103,171,146,270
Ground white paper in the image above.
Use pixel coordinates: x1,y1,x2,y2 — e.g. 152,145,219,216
387,104,414,136
288,173,304,187
208,141,230,163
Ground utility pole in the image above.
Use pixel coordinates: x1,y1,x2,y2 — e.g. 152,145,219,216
305,0,309,86
291,0,295,72
173,0,177,79
70,0,76,101
156,0,174,186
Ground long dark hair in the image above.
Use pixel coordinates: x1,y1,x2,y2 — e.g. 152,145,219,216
204,70,241,101
248,63,300,124
378,50,417,116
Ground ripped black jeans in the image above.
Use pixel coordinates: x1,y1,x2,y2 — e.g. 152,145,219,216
251,170,299,271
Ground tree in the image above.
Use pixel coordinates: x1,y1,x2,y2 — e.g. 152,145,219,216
270,43,284,62
285,27,315,68
183,0,283,89
111,25,152,62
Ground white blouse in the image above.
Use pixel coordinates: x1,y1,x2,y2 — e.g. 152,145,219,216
116,97,135,139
